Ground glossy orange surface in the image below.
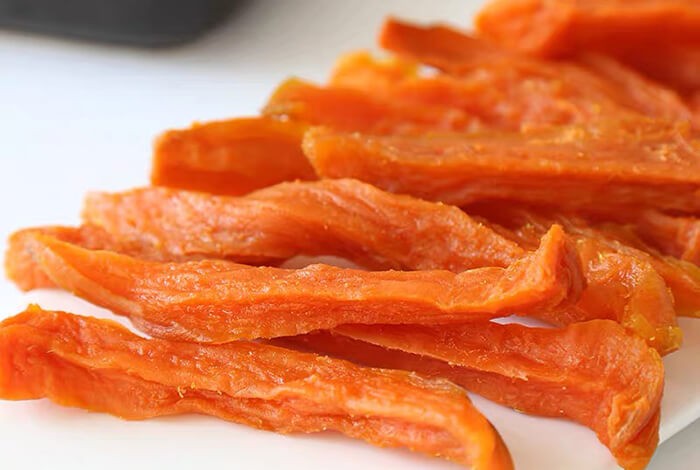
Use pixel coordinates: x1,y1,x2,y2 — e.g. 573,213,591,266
152,117,314,197
476,1,700,96
82,179,523,271
283,319,664,470
304,119,700,214
0,307,513,469
9,226,582,342
379,19,693,126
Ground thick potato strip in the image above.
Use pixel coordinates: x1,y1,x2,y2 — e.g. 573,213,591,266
263,78,480,134
280,319,664,470
152,117,315,197
475,0,700,93
304,119,700,214
9,227,581,341
81,180,523,271
378,19,693,125
0,307,513,469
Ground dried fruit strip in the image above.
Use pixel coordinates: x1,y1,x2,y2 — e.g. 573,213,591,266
475,0,700,92
15,179,681,351
472,202,700,320
82,180,524,271
263,78,480,134
152,117,315,197
0,307,513,469
379,19,693,125
280,319,664,470
329,51,628,129
629,211,700,266
11,226,582,341
304,120,700,214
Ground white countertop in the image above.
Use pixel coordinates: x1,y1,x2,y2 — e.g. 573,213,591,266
0,1,697,468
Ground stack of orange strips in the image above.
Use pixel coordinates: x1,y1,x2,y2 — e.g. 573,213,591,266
4,2,700,469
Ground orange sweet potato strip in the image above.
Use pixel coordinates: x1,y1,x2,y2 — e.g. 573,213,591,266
472,203,700,319
304,119,700,214
10,179,677,350
81,180,524,271
263,78,481,134
630,211,700,266
0,307,513,470
5,225,125,291
378,18,694,126
10,226,582,342
279,319,664,470
152,117,315,197
330,51,629,129
475,0,700,93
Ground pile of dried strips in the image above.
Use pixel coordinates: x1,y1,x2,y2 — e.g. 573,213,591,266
4,2,700,469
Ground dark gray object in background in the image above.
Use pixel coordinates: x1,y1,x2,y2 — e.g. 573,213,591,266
0,0,241,46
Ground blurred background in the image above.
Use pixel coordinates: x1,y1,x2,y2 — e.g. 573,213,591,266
0,1,697,468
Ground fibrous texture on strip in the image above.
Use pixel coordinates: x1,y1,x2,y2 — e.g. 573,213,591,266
9,226,582,342
378,19,694,125
281,319,664,470
472,202,700,319
629,211,700,266
81,179,524,271
11,178,681,350
330,51,631,129
475,0,700,93
263,78,480,134
151,117,315,197
0,307,513,470
304,119,700,214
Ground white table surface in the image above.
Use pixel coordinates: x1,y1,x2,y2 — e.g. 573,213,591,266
0,1,697,468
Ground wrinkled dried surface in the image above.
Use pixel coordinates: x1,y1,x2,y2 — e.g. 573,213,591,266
82,179,524,271
151,117,315,197
79,180,683,350
5,226,122,291
476,0,700,95
630,211,700,266
330,51,630,130
468,203,683,353
378,19,694,126
281,319,664,470
0,307,513,469
263,78,480,134
481,204,700,318
10,226,581,342
304,120,700,214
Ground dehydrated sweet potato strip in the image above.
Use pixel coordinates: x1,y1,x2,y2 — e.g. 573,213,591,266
151,117,315,197
379,19,694,126
81,180,524,272
79,180,684,349
263,78,480,134
304,119,700,214
11,226,582,341
574,53,696,127
475,0,700,93
5,225,124,291
475,203,700,319
630,211,700,266
17,179,680,349
330,51,629,129
0,307,514,469
279,319,664,470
